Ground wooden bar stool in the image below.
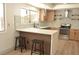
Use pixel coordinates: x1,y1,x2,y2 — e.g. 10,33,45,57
15,36,27,52
31,39,44,55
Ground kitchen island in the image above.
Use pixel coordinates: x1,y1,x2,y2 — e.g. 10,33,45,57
16,28,59,55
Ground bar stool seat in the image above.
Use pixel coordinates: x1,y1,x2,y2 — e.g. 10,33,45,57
15,36,27,52
31,39,44,55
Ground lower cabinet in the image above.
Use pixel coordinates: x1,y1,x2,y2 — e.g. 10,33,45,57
70,29,79,40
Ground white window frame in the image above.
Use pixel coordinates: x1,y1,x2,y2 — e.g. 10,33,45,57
0,3,5,32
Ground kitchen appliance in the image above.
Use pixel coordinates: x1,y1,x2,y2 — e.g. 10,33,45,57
59,23,71,35
65,9,69,18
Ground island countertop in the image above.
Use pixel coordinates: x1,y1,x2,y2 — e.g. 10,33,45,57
16,28,58,35
16,28,59,54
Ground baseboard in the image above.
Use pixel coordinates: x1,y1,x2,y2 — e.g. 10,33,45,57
0,47,14,55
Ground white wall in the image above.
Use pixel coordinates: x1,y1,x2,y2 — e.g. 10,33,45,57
0,3,38,54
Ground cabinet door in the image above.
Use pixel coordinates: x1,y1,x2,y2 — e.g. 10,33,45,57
69,30,75,40
39,9,54,21
39,9,45,21
70,29,79,41
75,30,79,40
77,31,79,40
46,10,54,21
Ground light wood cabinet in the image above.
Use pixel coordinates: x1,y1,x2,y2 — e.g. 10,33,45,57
46,10,54,21
39,9,54,21
70,29,79,40
39,9,45,21
69,29,75,40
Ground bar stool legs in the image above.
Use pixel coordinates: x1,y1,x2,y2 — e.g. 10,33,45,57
15,37,18,50
31,39,44,55
15,36,27,52
40,41,44,55
23,37,27,50
31,42,34,55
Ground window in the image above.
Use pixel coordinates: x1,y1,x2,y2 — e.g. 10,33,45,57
20,9,39,24
20,9,29,24
20,9,27,17
15,9,39,29
30,10,39,23
0,3,4,31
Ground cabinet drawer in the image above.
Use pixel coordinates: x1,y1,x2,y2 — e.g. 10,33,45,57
70,29,79,40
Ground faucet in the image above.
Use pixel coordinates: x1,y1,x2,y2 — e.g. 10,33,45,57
33,22,39,28
33,22,36,28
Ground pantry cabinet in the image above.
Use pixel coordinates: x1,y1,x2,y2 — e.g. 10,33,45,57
39,9,54,21
69,29,79,40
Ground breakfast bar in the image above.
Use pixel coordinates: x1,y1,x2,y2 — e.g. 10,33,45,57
16,28,59,55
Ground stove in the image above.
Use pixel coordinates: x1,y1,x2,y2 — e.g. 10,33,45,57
59,24,71,35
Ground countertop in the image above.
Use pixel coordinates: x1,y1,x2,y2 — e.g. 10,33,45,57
16,28,58,35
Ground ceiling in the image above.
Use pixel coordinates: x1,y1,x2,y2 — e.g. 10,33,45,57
28,3,79,9
43,3,79,9
44,3,79,5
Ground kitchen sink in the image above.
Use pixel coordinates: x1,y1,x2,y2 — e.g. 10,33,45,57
40,27,59,30
41,27,52,29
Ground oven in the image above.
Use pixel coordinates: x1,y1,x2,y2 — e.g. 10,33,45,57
59,24,71,35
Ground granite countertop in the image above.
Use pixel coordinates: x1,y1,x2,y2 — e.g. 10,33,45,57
16,28,58,35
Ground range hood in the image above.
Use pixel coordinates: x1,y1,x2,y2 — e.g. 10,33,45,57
65,9,68,18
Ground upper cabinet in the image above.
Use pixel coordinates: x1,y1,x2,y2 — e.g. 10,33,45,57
39,9,45,21
69,8,79,20
54,9,65,20
54,8,79,20
39,9,54,21
46,10,54,21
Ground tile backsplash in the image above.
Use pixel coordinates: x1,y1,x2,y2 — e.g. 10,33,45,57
51,18,79,29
